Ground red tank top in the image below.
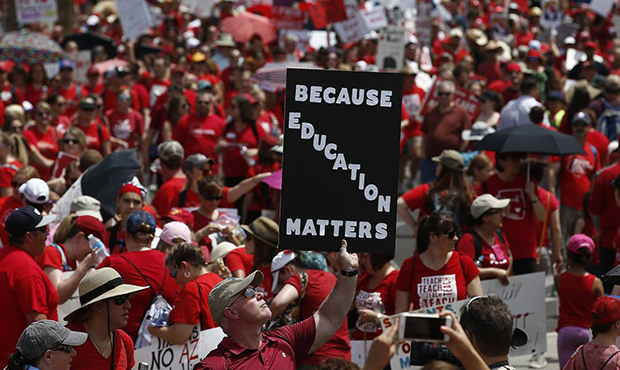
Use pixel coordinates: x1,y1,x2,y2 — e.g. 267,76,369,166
557,272,596,331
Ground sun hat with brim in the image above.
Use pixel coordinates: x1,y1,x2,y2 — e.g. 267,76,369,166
271,251,297,293
210,241,243,262
432,150,465,172
471,194,510,219
462,121,495,142
209,270,264,326
241,217,279,247
17,320,87,362
64,268,147,323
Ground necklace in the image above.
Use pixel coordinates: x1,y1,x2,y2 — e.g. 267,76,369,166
88,332,111,357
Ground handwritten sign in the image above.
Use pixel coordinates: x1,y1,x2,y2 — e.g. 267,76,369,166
333,0,371,43
377,26,406,71
16,0,58,24
418,77,480,119
115,0,151,42
270,5,306,30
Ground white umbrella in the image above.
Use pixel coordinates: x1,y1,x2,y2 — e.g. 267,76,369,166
251,61,322,91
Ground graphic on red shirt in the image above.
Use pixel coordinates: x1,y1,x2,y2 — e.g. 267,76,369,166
497,188,527,220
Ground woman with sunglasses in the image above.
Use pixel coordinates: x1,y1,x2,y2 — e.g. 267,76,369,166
46,95,71,134
149,243,222,344
58,127,87,158
0,131,28,197
65,268,147,370
23,102,59,180
7,320,87,370
395,211,482,313
457,194,512,284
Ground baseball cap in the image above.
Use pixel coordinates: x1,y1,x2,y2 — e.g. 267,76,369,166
449,28,463,39
87,67,100,76
210,242,242,262
208,270,264,326
78,97,96,110
547,90,564,102
183,153,213,173
75,215,107,241
584,41,597,49
171,65,186,75
70,195,102,221
528,50,541,60
186,37,200,49
528,6,542,16
605,75,620,93
506,63,522,73
126,210,156,235
59,60,74,71
271,251,297,293
16,320,87,362
19,178,50,204
566,234,595,255
241,93,258,105
158,141,184,162
160,221,191,245
198,80,213,91
86,14,100,27
432,150,465,172
5,206,56,237
592,296,620,324
192,52,207,63
572,112,592,125
161,207,194,229
470,194,510,219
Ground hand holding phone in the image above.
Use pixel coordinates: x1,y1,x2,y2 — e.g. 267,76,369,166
397,313,451,342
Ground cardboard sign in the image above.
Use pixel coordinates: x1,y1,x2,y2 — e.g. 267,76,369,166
381,272,547,369
180,0,216,17
333,0,371,43
416,0,432,47
133,327,226,370
279,69,402,253
66,50,92,84
270,5,306,30
16,0,58,24
377,26,406,71
540,0,561,29
362,6,389,31
115,0,151,42
418,77,480,119
491,12,510,41
589,0,614,18
52,151,80,179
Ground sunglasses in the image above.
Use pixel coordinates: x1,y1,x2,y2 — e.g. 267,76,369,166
118,96,131,102
57,102,66,107
204,195,223,201
80,107,95,112
36,111,51,117
112,294,129,306
444,230,458,239
62,138,78,145
33,226,48,234
228,287,257,307
51,345,73,354
437,92,452,97
197,100,211,105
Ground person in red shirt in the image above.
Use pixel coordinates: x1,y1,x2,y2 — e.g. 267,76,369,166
0,206,58,368
81,67,104,97
395,212,482,313
54,60,80,117
501,63,523,105
171,154,213,209
23,102,59,180
75,97,111,156
457,194,512,283
105,88,144,151
149,242,222,344
151,140,187,217
173,91,225,159
0,132,27,197
107,183,145,255
269,251,351,365
352,252,398,341
24,64,49,107
401,64,425,188
555,234,604,368
477,41,503,85
221,244,253,278
64,268,146,370
47,94,71,134
99,211,180,342
548,112,600,247
0,62,24,105
36,215,105,304
146,57,170,107
0,166,37,247
242,136,280,223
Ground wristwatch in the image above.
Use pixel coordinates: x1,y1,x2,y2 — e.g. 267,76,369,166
341,269,359,277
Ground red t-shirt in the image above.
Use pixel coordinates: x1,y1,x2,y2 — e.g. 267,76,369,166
457,231,511,270
395,252,479,310
224,247,254,275
99,250,181,341
147,78,171,107
173,113,225,159
587,131,610,166
556,273,596,331
221,123,266,178
256,264,273,301
67,322,135,370
402,86,426,137
550,143,599,209
534,188,560,247
78,122,111,154
51,115,72,135
81,83,104,97
0,160,22,189
352,269,399,340
36,243,77,271
56,83,79,117
0,245,59,367
402,183,431,219
287,270,350,364
169,273,223,329
0,196,23,247
24,84,46,106
246,163,280,212
480,174,539,260
152,177,186,217
171,188,200,209
589,162,620,249
105,109,144,149
23,125,59,180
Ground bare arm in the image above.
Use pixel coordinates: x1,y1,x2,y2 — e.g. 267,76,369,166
28,144,54,168
232,270,246,278
26,311,47,324
310,240,358,354
549,209,564,272
148,323,195,345
226,172,272,203
525,181,546,223
466,276,483,297
269,284,299,320
593,278,604,299
547,162,560,196
394,290,411,314
0,187,12,197
397,197,417,233
101,140,112,157
477,268,509,284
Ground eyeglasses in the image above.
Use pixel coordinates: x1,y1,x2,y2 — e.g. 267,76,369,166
204,195,223,201
228,287,258,307
197,100,211,105
437,92,452,97
169,266,178,279
118,96,131,102
443,230,458,239
36,111,51,117
56,102,66,107
51,345,73,354
112,294,129,306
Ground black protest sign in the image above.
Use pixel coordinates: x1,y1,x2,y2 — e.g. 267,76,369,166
279,69,402,253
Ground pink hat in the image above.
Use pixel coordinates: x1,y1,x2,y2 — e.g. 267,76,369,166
160,221,192,246
566,234,595,255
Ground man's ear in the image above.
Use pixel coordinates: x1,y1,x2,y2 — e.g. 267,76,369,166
223,306,239,321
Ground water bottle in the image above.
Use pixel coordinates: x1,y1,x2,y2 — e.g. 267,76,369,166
240,145,256,167
88,234,109,264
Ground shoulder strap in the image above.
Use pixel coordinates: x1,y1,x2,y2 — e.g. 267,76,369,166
195,280,205,330
469,231,482,259
109,224,121,253
494,230,505,244
51,243,71,271
599,350,620,370
119,255,161,296
97,123,103,148
482,181,488,194
178,189,187,207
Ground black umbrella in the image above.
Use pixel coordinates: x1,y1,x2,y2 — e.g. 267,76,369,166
81,149,142,222
603,265,620,286
62,32,117,58
135,43,166,60
476,124,586,155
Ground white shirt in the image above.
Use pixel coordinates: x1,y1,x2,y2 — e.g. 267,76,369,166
497,94,546,131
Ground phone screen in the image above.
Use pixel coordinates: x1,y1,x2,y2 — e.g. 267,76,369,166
403,316,447,341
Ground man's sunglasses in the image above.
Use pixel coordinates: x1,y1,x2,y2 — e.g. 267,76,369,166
112,294,129,306
228,287,257,307
437,92,452,97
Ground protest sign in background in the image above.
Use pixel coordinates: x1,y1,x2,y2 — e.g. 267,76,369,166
377,26,406,70
280,69,402,253
418,77,480,119
115,0,151,42
16,0,58,25
540,0,561,29
379,272,546,370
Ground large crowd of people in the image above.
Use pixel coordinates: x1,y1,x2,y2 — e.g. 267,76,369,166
3,0,620,369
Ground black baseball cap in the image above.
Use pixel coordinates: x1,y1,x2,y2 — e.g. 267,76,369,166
5,206,56,237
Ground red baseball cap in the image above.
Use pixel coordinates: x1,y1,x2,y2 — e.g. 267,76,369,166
161,207,194,229
75,215,107,241
507,63,522,73
171,65,186,75
584,41,597,49
528,50,541,60
87,67,100,76
241,93,258,105
592,297,620,324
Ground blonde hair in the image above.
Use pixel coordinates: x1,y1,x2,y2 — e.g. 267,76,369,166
1,132,28,166
4,105,25,122
53,214,79,243
63,127,88,153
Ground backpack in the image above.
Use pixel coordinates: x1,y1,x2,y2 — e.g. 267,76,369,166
428,189,463,230
120,256,171,349
465,230,505,260
51,243,72,271
596,98,620,142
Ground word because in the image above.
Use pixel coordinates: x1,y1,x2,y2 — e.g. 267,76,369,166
295,84,393,107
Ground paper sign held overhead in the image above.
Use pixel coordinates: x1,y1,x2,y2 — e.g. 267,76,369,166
540,0,561,29
279,69,402,253
115,0,152,42
16,0,59,24
377,26,406,70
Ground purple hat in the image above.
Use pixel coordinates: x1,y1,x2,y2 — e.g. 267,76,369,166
566,234,595,255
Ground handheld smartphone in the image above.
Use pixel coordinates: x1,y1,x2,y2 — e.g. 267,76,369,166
398,313,451,342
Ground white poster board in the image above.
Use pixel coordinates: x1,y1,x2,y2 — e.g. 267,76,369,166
68,50,92,84
415,0,432,47
589,0,614,18
115,0,151,42
377,26,406,71
362,6,389,31
381,272,547,369
333,0,371,43
133,327,226,370
16,0,59,24
181,0,216,18
565,48,605,71
540,0,561,29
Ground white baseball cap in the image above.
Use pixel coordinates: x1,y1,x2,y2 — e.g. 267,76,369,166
271,251,297,293
19,178,50,205
471,194,510,219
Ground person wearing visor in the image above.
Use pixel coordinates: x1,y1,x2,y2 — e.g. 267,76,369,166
0,206,57,368
195,240,359,370
65,268,147,370
7,320,88,370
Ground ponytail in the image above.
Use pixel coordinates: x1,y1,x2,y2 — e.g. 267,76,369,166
416,217,431,255
2,132,28,166
7,351,35,370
